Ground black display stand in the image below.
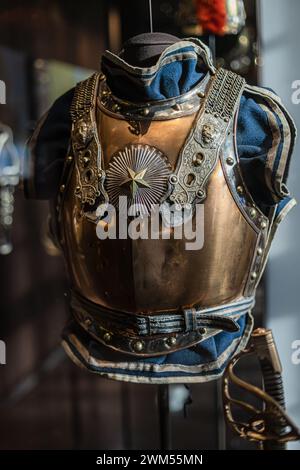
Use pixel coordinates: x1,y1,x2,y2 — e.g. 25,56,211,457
157,384,172,450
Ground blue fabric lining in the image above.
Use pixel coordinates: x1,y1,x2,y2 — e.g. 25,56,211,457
275,195,293,217
65,315,246,369
237,93,279,206
102,59,204,102
63,314,247,380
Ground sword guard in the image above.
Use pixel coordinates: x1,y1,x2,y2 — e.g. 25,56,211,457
222,328,300,446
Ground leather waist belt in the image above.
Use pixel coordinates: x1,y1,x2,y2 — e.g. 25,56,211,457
70,291,255,357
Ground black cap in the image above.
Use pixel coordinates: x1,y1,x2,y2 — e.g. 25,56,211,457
119,32,180,66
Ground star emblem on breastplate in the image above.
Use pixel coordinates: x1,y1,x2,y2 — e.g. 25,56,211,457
120,167,151,198
105,144,171,215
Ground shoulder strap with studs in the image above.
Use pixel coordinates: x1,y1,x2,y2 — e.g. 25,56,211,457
168,68,245,208
70,73,108,214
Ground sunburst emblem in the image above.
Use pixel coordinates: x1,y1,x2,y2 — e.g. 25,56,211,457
105,144,171,215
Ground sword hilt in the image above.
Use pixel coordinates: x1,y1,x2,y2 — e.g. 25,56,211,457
251,328,286,450
222,327,300,449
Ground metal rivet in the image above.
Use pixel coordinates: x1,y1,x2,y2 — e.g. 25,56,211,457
193,153,204,166
224,116,230,122
133,340,144,352
214,112,219,118
83,156,90,165
198,91,205,98
75,186,80,192
60,184,65,193
251,271,257,281
237,185,244,195
199,327,207,335
257,247,263,256
197,189,205,199
103,332,112,343
226,156,234,166
141,107,150,116
167,336,177,347
169,174,178,184
249,208,257,219
67,155,73,163
260,220,267,229
112,103,120,113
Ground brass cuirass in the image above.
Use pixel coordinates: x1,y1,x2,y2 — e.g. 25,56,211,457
56,70,270,356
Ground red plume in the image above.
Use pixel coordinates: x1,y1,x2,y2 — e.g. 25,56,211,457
196,0,227,35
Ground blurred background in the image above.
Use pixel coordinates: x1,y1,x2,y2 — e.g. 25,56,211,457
0,0,299,450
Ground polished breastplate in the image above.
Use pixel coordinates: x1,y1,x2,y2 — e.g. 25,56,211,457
56,69,270,357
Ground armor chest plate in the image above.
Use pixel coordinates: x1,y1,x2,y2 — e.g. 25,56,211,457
60,108,259,313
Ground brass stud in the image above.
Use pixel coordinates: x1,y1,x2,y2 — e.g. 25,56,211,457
214,112,219,118
60,184,65,193
249,208,257,219
75,186,81,192
112,103,120,113
224,116,230,122
198,91,205,98
260,220,267,229
133,340,144,352
141,107,150,117
197,189,205,199
83,156,90,165
257,247,263,256
67,155,73,163
169,174,178,184
199,327,207,335
251,271,258,281
226,157,234,166
237,185,244,195
167,336,177,347
103,332,112,343
193,153,204,167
